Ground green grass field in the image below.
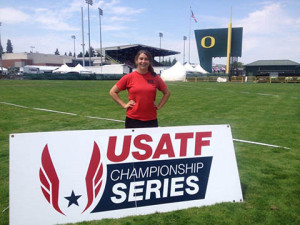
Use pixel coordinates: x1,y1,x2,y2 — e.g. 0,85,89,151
0,80,299,225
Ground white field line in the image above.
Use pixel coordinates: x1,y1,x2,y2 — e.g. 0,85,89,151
0,101,29,108
2,206,9,213
233,138,290,149
0,101,124,123
33,108,77,116
1,101,290,149
257,93,279,97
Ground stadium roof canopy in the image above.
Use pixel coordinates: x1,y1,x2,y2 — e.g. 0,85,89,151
244,59,300,76
100,44,180,67
246,60,300,66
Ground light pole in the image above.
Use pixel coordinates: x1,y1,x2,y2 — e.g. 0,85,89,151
0,22,3,73
183,36,187,64
30,46,35,53
98,8,103,66
85,0,93,66
71,35,76,59
159,32,163,63
81,7,85,66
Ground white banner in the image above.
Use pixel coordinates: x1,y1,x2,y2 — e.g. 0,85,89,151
10,125,243,225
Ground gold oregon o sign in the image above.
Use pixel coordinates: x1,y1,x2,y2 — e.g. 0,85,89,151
201,36,215,48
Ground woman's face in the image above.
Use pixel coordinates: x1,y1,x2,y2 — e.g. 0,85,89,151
136,53,150,72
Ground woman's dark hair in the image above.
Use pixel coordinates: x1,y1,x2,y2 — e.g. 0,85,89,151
135,49,156,76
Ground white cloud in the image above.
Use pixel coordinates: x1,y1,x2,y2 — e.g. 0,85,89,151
102,24,128,31
0,8,30,24
34,14,79,31
109,16,134,22
12,34,77,55
92,0,145,15
108,6,145,15
235,2,300,63
239,3,291,34
32,6,79,31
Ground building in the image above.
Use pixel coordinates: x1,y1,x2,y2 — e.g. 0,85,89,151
2,52,73,68
245,60,300,76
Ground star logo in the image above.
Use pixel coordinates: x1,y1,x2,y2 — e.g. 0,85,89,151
65,190,82,207
40,142,104,215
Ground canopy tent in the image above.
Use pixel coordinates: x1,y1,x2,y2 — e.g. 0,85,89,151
72,64,92,74
161,62,186,81
52,64,72,74
184,63,195,72
1,67,8,75
194,64,209,74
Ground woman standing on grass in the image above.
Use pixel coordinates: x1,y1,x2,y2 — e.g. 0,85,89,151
109,50,170,128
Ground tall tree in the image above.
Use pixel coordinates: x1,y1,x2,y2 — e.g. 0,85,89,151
6,39,13,53
54,48,60,55
89,46,95,57
0,42,3,56
68,51,73,56
77,52,83,57
171,58,177,66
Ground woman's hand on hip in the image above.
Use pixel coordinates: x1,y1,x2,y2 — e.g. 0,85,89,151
124,100,135,109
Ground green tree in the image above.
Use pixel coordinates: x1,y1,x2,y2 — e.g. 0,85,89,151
68,52,73,56
236,62,244,68
0,41,3,55
6,39,13,53
171,58,177,66
161,58,173,66
77,52,83,57
85,50,89,57
90,46,95,57
54,48,60,55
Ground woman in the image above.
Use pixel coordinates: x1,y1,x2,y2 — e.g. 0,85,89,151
109,50,170,128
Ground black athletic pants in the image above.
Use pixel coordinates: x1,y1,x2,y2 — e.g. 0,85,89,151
125,117,158,128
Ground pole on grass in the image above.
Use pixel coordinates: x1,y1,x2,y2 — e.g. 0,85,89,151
86,0,93,66
81,7,85,66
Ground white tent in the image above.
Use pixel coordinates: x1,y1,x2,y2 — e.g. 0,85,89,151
184,63,195,72
72,64,92,74
52,64,72,74
194,64,209,74
161,62,186,81
1,67,8,75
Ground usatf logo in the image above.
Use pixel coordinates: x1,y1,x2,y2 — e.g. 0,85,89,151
39,142,104,215
39,131,213,216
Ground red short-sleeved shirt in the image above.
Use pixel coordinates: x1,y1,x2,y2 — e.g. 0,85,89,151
116,71,167,121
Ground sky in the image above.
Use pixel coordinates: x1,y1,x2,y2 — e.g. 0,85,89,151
0,0,299,65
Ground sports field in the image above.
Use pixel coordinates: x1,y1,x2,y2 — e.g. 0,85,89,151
0,80,299,225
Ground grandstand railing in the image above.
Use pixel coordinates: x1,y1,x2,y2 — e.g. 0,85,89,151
186,75,300,83
255,76,300,83
105,54,120,64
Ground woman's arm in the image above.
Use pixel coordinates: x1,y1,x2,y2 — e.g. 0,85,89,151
109,85,135,109
156,87,171,110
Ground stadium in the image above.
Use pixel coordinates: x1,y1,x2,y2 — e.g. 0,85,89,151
1,43,299,83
